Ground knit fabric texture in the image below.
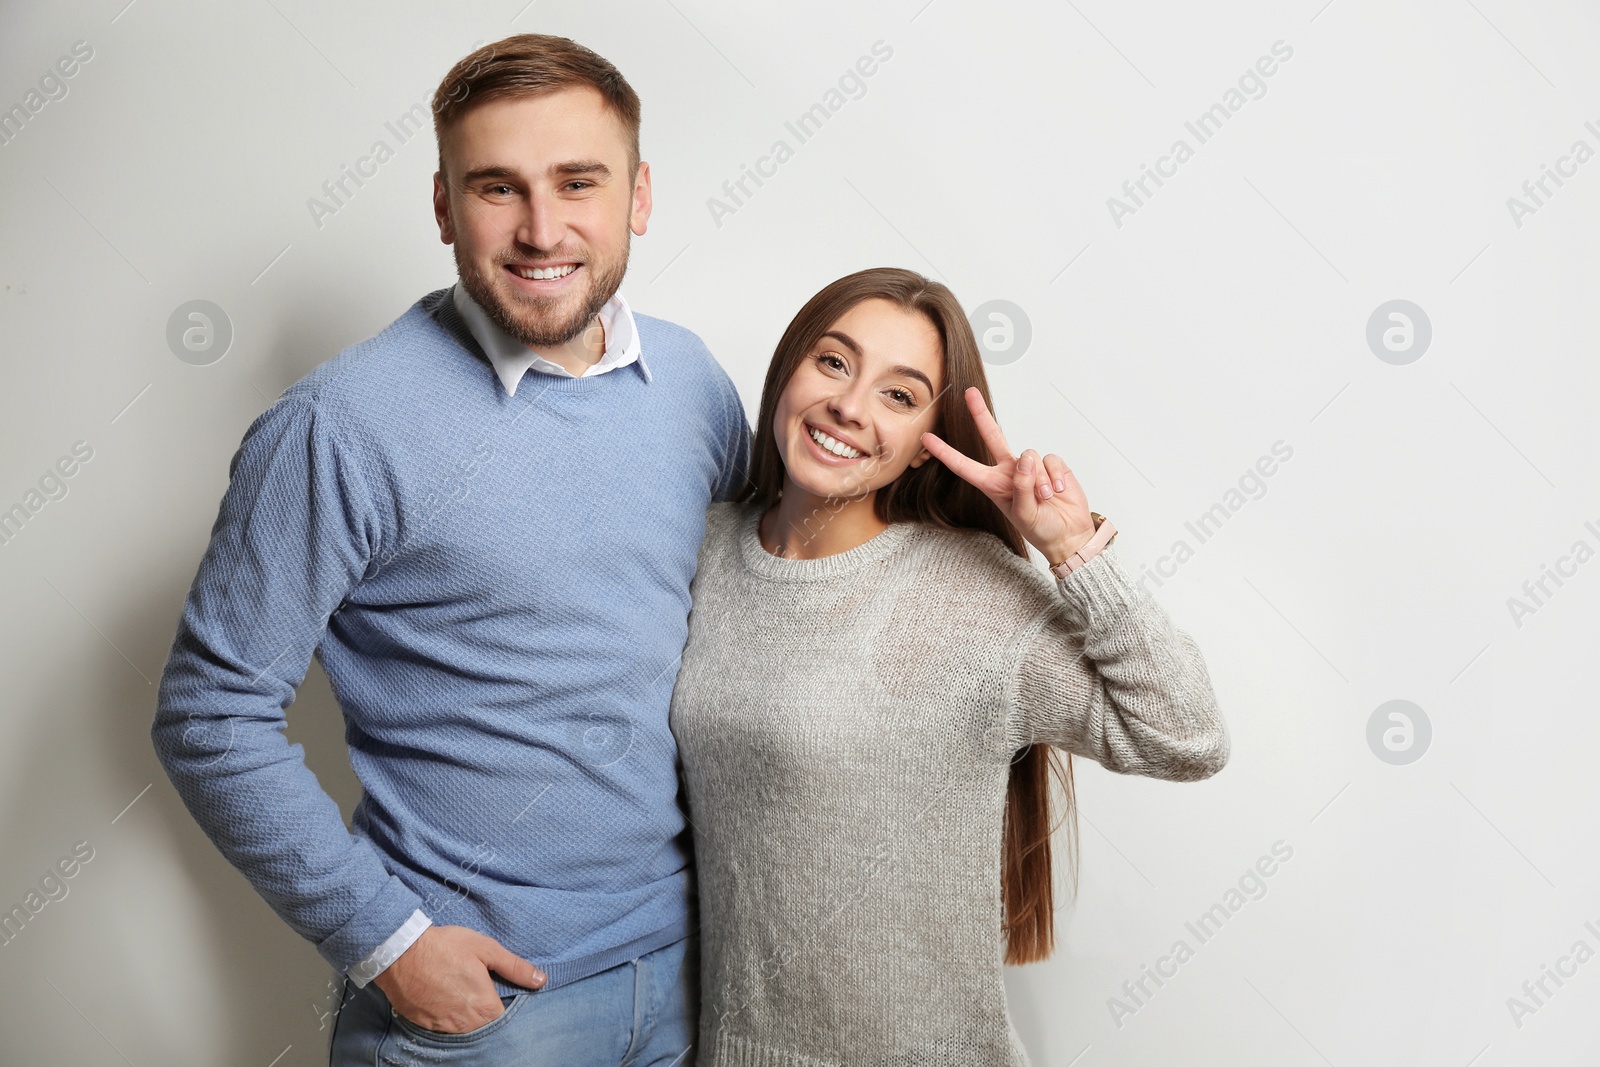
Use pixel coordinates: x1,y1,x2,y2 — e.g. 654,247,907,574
669,502,1230,1065
153,288,750,995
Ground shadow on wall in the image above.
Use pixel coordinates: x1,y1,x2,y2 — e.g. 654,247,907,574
0,342,372,1065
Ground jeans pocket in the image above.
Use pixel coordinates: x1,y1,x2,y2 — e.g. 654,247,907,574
389,993,526,1045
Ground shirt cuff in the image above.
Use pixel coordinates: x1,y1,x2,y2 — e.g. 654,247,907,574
345,909,432,988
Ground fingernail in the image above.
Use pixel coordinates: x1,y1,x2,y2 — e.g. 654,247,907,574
1040,483,1053,499
1019,453,1034,473
1054,475,1066,492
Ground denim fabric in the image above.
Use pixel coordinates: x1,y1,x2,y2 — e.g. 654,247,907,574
328,935,697,1067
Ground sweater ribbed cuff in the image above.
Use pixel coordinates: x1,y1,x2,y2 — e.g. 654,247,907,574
1051,543,1141,629
316,875,428,976
346,908,432,987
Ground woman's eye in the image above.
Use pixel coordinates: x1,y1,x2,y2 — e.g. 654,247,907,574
888,389,916,407
818,353,845,371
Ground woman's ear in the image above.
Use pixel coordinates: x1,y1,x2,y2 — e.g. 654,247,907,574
909,420,938,468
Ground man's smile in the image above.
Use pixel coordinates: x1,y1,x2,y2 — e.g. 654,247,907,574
504,261,583,291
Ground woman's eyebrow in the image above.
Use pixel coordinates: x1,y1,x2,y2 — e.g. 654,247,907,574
820,331,935,393
820,330,863,356
889,365,935,393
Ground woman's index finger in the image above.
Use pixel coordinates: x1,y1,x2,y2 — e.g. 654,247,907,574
965,387,1013,461
921,431,994,487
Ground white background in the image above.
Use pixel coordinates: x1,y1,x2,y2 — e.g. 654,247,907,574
2,1,1598,1064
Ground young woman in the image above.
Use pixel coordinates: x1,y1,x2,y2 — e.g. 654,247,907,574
668,267,1229,1065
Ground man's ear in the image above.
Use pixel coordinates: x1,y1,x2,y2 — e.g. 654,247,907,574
630,160,653,236
432,171,455,244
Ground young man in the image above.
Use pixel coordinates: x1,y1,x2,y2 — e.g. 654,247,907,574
152,35,749,1065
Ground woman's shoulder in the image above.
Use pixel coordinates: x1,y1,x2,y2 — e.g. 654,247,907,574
704,499,757,539
900,522,1061,611
903,519,1029,569
697,500,758,570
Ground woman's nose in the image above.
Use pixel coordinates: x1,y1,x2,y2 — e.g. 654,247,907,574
827,384,869,427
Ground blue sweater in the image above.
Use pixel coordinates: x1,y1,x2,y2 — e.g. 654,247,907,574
153,287,751,993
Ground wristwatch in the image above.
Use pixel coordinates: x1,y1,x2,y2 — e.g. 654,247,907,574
1050,512,1116,580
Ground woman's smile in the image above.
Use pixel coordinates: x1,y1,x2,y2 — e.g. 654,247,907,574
801,422,868,463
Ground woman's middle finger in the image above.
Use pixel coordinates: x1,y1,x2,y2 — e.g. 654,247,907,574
1042,453,1070,494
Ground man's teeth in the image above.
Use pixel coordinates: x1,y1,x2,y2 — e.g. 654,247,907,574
513,264,577,280
809,426,862,459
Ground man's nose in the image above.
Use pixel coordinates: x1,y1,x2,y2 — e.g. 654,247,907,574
515,191,567,253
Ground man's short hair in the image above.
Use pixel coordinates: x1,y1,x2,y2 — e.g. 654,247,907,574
431,34,642,184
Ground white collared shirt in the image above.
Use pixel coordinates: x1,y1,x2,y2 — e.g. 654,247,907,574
450,281,652,394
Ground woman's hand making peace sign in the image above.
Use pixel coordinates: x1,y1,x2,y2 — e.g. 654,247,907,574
921,387,1098,567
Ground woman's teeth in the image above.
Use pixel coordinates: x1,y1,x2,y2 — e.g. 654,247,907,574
809,426,862,459
513,264,577,280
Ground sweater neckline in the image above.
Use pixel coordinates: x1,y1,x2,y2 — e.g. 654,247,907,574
418,288,636,396
736,502,916,582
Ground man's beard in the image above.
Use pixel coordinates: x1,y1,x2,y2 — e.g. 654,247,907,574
456,237,628,351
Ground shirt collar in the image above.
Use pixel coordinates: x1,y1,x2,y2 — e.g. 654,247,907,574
451,281,651,397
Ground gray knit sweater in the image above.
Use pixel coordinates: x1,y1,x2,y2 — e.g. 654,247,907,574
669,501,1229,1066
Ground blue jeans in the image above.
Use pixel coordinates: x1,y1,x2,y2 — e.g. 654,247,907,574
327,935,697,1067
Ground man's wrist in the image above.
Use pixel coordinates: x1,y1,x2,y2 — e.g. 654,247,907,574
348,909,432,988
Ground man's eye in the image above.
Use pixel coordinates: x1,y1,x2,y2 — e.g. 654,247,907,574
486,184,513,195
566,180,594,191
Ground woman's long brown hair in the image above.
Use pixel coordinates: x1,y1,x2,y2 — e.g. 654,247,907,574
740,266,1080,964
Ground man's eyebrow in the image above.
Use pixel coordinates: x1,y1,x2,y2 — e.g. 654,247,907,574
819,331,936,394
552,160,612,178
458,165,520,185
457,160,614,185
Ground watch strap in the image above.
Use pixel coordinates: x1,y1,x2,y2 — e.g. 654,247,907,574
1050,513,1116,580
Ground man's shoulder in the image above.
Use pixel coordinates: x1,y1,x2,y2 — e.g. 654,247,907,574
280,288,472,411
632,312,726,379
632,310,706,351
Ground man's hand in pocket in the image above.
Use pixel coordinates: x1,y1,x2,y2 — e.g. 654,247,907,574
373,925,545,1034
